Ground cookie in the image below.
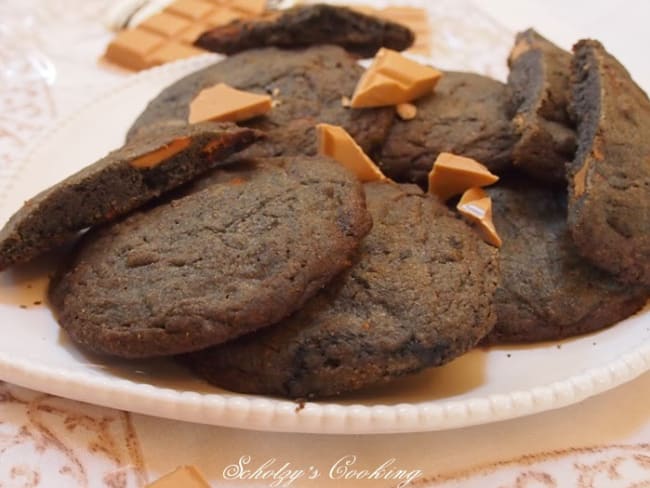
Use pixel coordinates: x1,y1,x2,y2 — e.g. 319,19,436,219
195,4,414,58
506,29,576,184
185,181,499,398
127,46,395,158
378,71,516,187
48,156,372,358
0,122,258,270
569,40,650,285
483,178,648,345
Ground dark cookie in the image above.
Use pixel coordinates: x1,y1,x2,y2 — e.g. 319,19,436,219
569,40,650,285
0,122,258,270
185,182,499,399
506,29,576,184
127,46,394,158
378,71,516,187
483,178,648,345
195,4,414,58
48,157,372,358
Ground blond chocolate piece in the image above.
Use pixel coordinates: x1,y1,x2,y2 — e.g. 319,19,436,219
104,0,267,71
396,102,417,120
165,0,215,20
205,7,244,27
146,466,210,488
189,83,272,124
147,41,205,65
104,29,165,70
140,12,192,37
235,0,267,15
179,23,212,44
130,137,192,169
350,48,442,108
457,188,502,248
316,123,386,182
427,152,499,202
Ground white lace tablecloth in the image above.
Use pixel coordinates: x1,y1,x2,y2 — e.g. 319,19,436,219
0,0,649,486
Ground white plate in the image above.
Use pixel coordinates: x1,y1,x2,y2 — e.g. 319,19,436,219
0,55,648,434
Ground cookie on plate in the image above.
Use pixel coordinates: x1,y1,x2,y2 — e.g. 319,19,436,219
196,4,414,58
127,46,395,158
568,40,650,285
48,156,372,358
0,122,258,270
506,29,576,184
483,178,648,344
378,71,516,187
185,181,499,398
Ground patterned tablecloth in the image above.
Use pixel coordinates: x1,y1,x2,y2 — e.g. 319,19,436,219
0,0,649,486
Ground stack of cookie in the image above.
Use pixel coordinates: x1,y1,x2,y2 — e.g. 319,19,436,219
0,5,648,399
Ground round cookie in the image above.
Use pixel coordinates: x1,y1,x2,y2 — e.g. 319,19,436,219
378,71,516,187
185,181,499,399
48,156,372,358
483,177,648,345
127,45,394,158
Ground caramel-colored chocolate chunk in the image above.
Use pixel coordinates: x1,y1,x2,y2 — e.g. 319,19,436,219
316,123,386,182
140,12,192,37
427,152,499,202
396,102,417,120
350,48,441,108
189,83,272,123
235,0,267,15
104,0,267,71
130,137,192,169
205,7,244,27
147,42,205,65
457,188,502,248
179,23,212,44
104,29,165,70
165,0,215,20
146,466,210,488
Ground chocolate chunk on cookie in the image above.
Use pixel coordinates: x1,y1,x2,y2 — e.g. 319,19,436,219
185,181,499,398
506,29,576,184
48,156,372,358
569,40,650,285
378,71,516,187
483,178,648,345
127,46,394,158
196,4,414,58
0,122,258,270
